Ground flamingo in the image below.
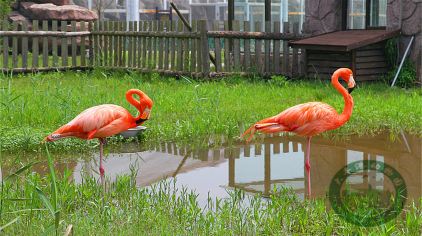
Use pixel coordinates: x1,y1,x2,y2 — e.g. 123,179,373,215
242,68,356,197
45,89,153,183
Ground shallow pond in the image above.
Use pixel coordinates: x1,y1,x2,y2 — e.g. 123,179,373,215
2,132,421,207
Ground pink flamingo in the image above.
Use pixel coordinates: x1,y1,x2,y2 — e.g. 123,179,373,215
242,68,356,196
45,89,153,183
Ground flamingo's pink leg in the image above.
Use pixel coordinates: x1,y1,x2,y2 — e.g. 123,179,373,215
99,138,105,185
305,137,312,197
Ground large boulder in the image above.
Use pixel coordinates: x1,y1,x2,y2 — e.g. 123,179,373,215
32,0,72,6
20,2,98,21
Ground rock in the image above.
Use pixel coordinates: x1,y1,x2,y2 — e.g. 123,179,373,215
401,4,421,35
393,0,417,20
20,2,98,21
32,0,72,5
303,0,342,35
8,11,31,25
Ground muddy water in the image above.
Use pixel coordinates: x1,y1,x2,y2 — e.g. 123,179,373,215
2,132,421,205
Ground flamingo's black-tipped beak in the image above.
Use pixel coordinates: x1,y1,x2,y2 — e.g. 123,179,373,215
348,87,355,94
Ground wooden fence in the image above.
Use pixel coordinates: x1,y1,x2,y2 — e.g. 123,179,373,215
0,20,91,72
0,19,303,77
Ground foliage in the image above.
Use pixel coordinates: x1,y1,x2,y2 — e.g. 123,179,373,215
384,37,418,88
0,160,421,235
0,0,13,21
0,70,421,153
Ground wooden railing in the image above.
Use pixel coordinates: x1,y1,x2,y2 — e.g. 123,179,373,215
0,19,303,77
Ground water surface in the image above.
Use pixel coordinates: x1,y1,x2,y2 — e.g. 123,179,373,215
2,132,421,206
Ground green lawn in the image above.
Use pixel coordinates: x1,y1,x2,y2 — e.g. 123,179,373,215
0,70,421,235
0,165,420,235
0,69,421,152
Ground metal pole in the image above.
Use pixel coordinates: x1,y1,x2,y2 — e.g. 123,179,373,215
126,0,139,22
391,36,415,87
265,0,271,22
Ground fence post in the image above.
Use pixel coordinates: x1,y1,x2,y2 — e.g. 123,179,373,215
88,21,94,67
199,20,209,76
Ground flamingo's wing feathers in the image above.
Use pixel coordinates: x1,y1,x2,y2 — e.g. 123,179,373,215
276,102,338,128
67,104,130,132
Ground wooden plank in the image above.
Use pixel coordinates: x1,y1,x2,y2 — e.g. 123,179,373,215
61,21,68,67
120,21,128,67
196,20,202,73
200,20,209,75
224,21,231,72
88,21,93,66
177,20,183,72
12,21,18,68
52,20,58,67
136,21,145,69
282,22,289,75
21,21,28,69
273,21,280,73
355,50,384,57
147,21,153,69
244,21,251,71
292,22,299,76
113,21,118,67
93,21,98,66
142,21,148,68
103,21,109,67
170,21,176,70
355,61,387,69
32,20,39,68
128,21,134,67
163,20,170,70
2,21,9,69
307,52,351,61
80,21,86,67
264,21,270,73
190,20,197,72
71,21,77,67
355,55,385,63
233,20,240,71
152,21,158,69
307,66,345,74
183,22,189,72
133,21,138,68
158,21,164,70
307,60,351,67
42,20,48,67
213,21,222,72
254,22,262,74
355,67,389,75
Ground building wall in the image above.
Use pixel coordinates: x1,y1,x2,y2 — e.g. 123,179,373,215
387,0,422,83
303,0,421,82
302,0,343,35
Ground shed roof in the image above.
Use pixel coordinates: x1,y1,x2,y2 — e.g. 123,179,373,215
289,30,400,51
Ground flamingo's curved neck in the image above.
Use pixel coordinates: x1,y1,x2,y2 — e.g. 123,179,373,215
331,72,354,125
125,89,151,123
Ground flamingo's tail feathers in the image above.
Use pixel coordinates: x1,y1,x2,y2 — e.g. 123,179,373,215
241,117,278,142
44,124,83,142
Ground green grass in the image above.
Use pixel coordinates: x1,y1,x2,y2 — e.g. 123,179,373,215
0,159,421,235
0,69,421,152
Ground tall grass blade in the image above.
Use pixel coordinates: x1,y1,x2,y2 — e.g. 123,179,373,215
0,216,20,231
35,187,54,217
4,161,39,181
45,144,60,235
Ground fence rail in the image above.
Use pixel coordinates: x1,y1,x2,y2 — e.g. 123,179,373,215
0,19,303,77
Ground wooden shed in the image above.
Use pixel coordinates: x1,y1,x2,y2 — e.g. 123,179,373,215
289,30,400,81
